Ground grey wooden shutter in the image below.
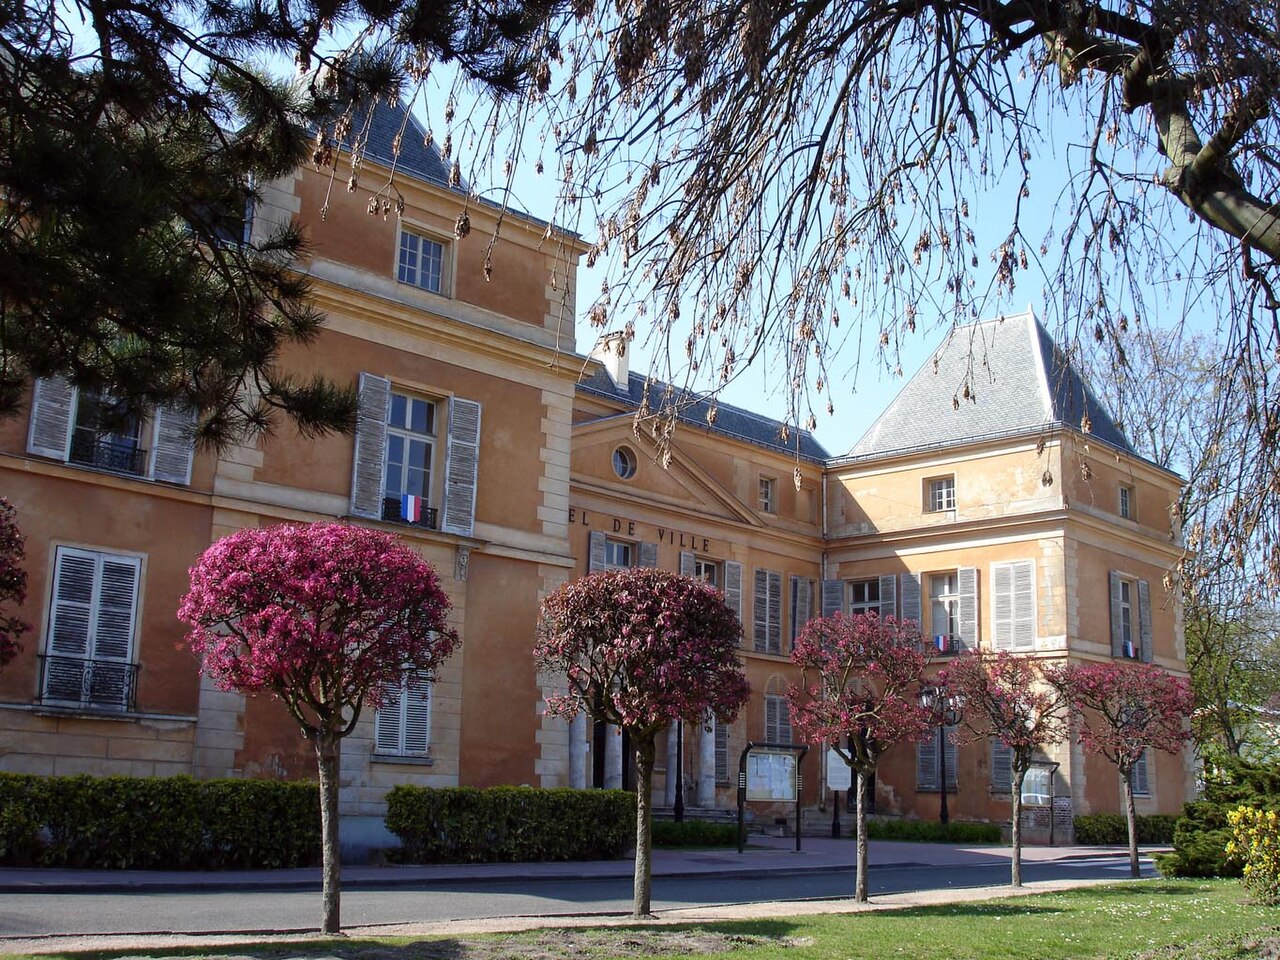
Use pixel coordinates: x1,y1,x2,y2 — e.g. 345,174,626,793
441,397,482,536
1109,570,1124,657
943,730,958,789
821,579,844,618
753,569,769,652
957,566,978,651
46,548,139,707
1138,579,1153,662
916,736,938,789
588,530,607,572
94,556,140,662
992,563,1014,651
375,683,402,753
149,404,196,484
724,561,743,620
350,373,391,519
715,720,728,781
900,572,922,625
27,376,75,460
402,678,432,755
680,551,696,576
1132,749,1150,795
1012,561,1035,650
790,575,812,643
767,571,782,653
991,739,1013,794
638,542,659,568
878,574,897,618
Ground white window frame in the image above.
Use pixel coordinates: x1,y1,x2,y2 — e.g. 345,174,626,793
396,225,451,295
604,538,633,569
848,578,880,615
383,390,439,525
1119,483,1133,519
758,476,777,513
929,572,960,652
927,475,956,512
694,558,720,587
374,672,433,758
1119,577,1136,657
42,546,142,710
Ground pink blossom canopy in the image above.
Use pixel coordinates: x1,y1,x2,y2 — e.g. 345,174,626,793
788,612,932,768
535,568,750,735
179,522,457,732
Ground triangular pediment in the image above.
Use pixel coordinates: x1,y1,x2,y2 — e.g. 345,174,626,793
572,415,761,525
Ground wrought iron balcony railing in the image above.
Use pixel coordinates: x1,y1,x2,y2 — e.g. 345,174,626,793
39,654,140,711
382,497,439,531
69,430,148,476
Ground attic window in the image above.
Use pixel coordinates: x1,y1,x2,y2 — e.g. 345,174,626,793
398,227,450,295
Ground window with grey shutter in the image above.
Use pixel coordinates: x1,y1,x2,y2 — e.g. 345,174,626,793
441,397,481,536
723,561,743,622
1109,570,1125,657
878,574,897,618
992,560,1035,651
149,405,196,484
916,728,956,789
350,373,391,519
900,572,922,625
956,566,978,651
638,542,658,568
1131,749,1150,796
790,576,813,644
1137,579,1153,662
376,673,432,756
27,377,75,460
764,695,792,743
753,570,782,653
679,551,696,576
714,719,728,782
588,530,607,573
991,739,1013,794
44,547,141,709
821,579,844,618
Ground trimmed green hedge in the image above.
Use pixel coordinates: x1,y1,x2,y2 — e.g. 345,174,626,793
864,818,1002,843
1072,813,1179,845
652,819,737,847
385,785,635,863
0,773,320,869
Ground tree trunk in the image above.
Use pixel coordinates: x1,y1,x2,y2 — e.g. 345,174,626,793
632,735,656,917
1010,763,1026,888
1124,768,1140,878
854,768,870,902
315,733,343,934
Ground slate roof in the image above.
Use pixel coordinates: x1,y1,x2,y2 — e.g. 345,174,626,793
846,311,1135,460
577,369,831,462
333,98,456,189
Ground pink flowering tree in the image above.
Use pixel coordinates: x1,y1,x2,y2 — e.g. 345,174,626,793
1055,661,1194,877
0,498,29,673
940,651,1068,887
535,568,749,917
179,522,457,934
788,612,932,902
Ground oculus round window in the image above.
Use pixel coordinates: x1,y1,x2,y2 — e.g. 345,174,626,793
612,446,637,480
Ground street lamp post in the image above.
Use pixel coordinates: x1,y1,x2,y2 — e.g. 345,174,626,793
673,718,685,822
920,684,961,826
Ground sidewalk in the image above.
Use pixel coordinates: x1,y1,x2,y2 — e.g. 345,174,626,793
0,836,1158,894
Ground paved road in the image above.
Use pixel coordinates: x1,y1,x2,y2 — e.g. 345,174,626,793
0,855,1154,938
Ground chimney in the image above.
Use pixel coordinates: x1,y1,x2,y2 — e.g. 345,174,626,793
590,332,630,392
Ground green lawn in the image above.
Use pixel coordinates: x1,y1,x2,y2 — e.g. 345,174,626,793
8,880,1276,960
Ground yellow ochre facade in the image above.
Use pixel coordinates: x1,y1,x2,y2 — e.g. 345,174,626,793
0,103,1192,853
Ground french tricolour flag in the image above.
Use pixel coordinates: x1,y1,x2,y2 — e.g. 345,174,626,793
400,494,423,523
934,635,951,653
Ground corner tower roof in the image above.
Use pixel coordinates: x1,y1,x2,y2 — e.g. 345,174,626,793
846,311,1134,460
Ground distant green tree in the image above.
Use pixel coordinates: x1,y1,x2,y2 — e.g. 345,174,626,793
0,0,563,447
